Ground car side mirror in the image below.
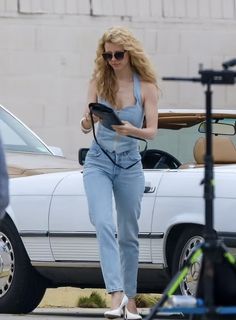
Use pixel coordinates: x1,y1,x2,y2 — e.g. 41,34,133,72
78,148,89,165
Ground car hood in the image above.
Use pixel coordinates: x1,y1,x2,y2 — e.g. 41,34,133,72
6,152,80,178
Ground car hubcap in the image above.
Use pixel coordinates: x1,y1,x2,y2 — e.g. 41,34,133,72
0,232,14,297
179,235,203,296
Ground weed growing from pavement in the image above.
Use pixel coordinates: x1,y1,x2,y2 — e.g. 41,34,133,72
78,291,107,308
135,294,161,307
77,291,161,308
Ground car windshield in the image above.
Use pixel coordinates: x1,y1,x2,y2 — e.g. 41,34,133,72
145,117,236,164
0,106,52,155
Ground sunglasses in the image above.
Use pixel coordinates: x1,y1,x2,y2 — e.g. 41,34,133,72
102,50,127,61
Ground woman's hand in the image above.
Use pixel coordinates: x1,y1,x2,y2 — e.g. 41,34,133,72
80,112,101,134
85,112,100,124
112,121,136,136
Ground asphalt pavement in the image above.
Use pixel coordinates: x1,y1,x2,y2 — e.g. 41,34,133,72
0,308,185,320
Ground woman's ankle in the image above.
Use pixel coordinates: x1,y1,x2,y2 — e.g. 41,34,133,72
127,298,138,314
110,291,123,309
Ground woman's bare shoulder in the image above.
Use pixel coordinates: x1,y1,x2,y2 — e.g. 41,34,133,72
141,81,158,100
141,81,157,91
87,79,97,102
89,78,96,88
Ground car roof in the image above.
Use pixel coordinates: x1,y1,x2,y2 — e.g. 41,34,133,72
158,108,236,129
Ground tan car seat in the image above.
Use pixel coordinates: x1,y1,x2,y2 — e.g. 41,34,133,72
194,136,236,164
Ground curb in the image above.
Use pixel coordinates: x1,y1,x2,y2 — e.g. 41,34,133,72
34,307,151,317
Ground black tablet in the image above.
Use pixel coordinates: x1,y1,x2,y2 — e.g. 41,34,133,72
89,102,123,131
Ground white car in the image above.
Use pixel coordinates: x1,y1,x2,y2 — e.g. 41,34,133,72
2,109,236,313
0,104,79,177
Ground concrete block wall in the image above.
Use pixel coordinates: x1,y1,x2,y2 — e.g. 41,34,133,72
0,0,235,159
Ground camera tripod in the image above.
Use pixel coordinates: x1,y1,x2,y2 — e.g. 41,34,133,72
145,60,236,320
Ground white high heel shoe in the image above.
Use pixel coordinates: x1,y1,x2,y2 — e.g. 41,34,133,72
104,295,128,319
124,307,142,320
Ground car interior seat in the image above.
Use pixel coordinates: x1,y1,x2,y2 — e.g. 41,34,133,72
194,136,236,164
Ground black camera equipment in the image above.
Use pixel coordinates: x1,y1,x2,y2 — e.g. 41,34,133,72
222,58,236,70
145,59,236,320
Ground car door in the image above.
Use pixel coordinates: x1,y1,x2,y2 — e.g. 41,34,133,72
48,171,99,261
48,169,163,263
139,169,164,264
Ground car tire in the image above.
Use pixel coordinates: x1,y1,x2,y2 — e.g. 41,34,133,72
171,226,204,296
0,214,47,314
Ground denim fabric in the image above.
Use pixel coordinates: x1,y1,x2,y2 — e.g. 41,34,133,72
83,73,145,297
96,73,144,153
83,144,145,297
0,135,9,213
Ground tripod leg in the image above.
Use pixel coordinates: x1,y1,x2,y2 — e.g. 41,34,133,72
196,240,236,309
145,247,203,320
223,244,236,267
144,268,187,320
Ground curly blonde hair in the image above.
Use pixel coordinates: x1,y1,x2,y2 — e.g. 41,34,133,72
92,26,158,106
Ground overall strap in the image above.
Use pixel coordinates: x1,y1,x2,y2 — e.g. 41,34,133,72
133,73,143,106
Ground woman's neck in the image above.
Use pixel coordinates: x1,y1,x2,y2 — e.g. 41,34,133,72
114,67,133,82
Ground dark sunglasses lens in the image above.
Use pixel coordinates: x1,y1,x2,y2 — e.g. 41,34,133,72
114,51,125,60
102,53,112,61
102,51,126,61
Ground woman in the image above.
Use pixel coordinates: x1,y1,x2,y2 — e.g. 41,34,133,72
80,26,159,319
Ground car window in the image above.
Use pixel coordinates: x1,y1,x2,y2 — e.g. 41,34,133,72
0,107,52,155
147,123,204,163
218,118,236,146
145,118,236,164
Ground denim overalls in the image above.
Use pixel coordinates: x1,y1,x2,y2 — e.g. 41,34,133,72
83,73,145,298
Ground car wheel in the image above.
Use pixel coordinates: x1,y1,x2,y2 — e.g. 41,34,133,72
0,214,47,313
172,226,204,296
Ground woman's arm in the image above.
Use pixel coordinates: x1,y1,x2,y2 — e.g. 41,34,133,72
80,80,100,134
